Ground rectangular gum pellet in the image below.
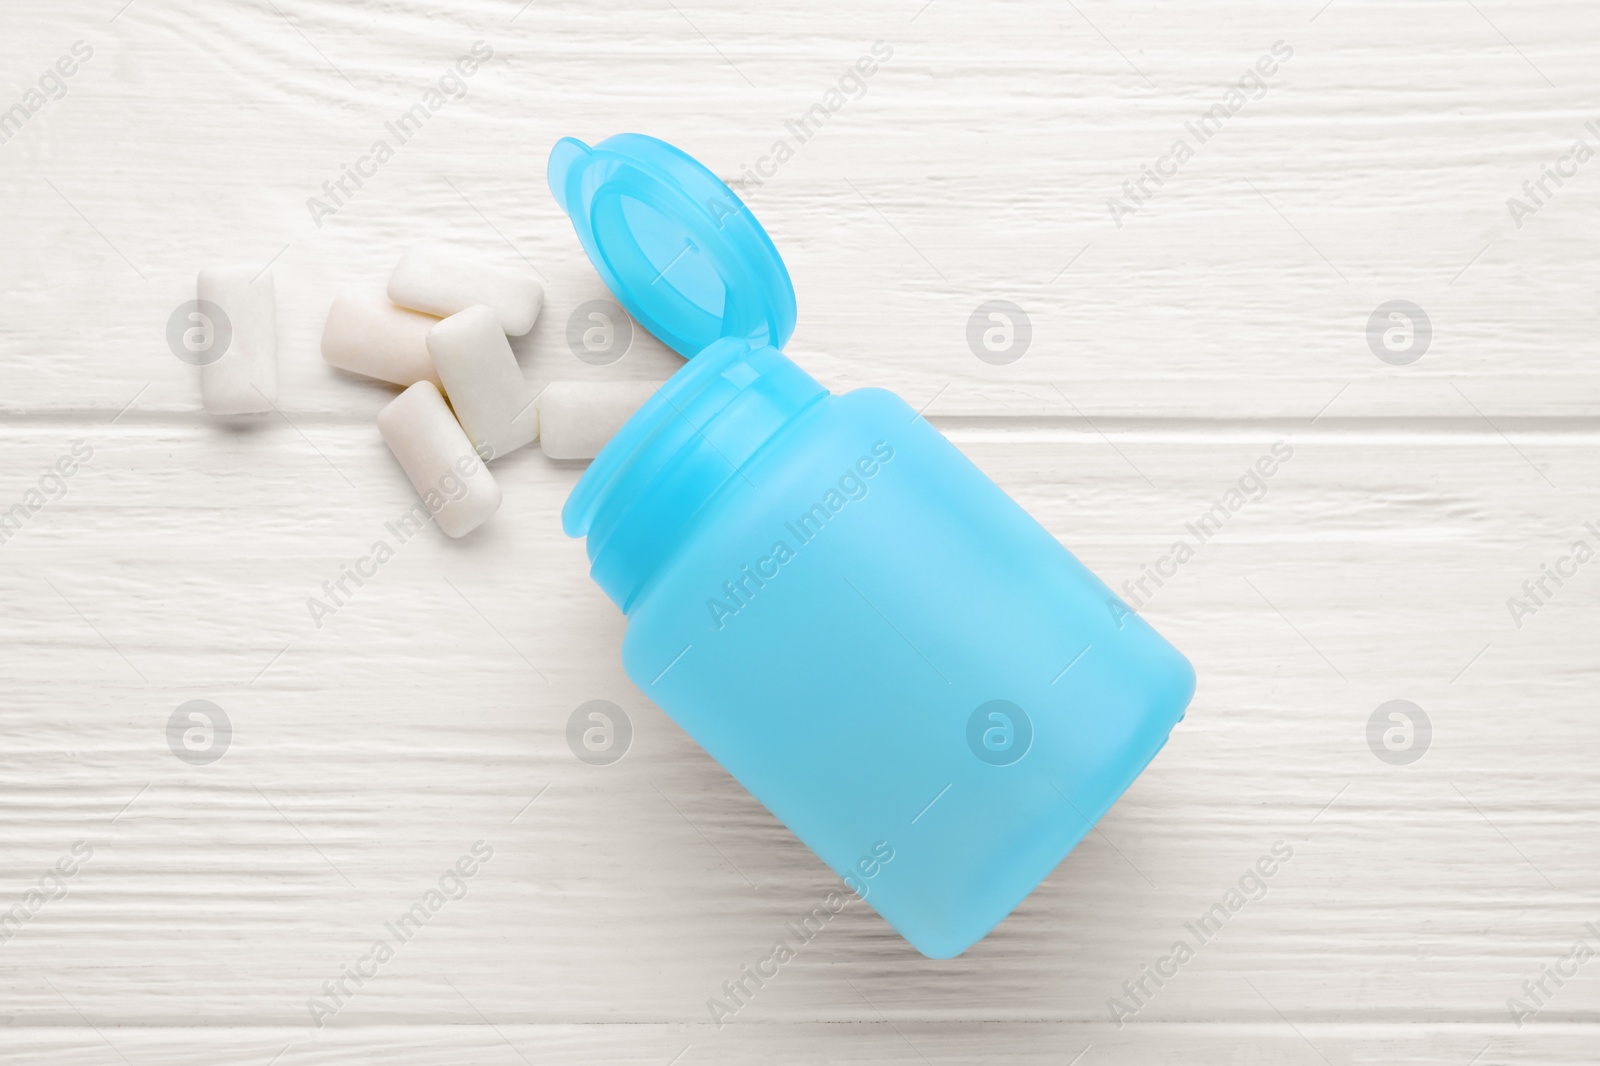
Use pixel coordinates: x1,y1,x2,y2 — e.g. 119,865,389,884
537,380,662,460
386,244,544,336
376,381,502,538
321,286,442,388
425,306,538,461
198,265,277,415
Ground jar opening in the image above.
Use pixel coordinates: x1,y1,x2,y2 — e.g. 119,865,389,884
563,341,827,611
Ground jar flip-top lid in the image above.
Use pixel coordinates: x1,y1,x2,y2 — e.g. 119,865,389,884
547,133,797,359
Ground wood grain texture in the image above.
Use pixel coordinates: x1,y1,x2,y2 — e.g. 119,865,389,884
2,0,1598,1063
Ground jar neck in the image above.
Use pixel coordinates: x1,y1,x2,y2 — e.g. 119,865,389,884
563,339,828,611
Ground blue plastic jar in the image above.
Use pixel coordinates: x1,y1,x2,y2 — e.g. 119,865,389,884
550,134,1195,958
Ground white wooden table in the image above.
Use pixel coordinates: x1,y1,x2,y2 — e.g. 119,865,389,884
3,1,1597,1062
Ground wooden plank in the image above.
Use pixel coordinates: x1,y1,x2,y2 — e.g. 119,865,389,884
9,1024,1600,1062
2,1023,1596,1066
2,424,1596,1030
2,1,1598,417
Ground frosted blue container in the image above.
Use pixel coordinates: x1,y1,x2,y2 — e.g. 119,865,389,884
549,134,1195,958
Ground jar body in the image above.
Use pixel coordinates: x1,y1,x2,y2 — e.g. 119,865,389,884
620,385,1194,958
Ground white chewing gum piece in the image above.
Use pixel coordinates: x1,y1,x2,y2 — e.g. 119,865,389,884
376,381,502,538
425,306,538,461
537,380,664,460
198,265,277,415
321,287,442,388
386,244,544,336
